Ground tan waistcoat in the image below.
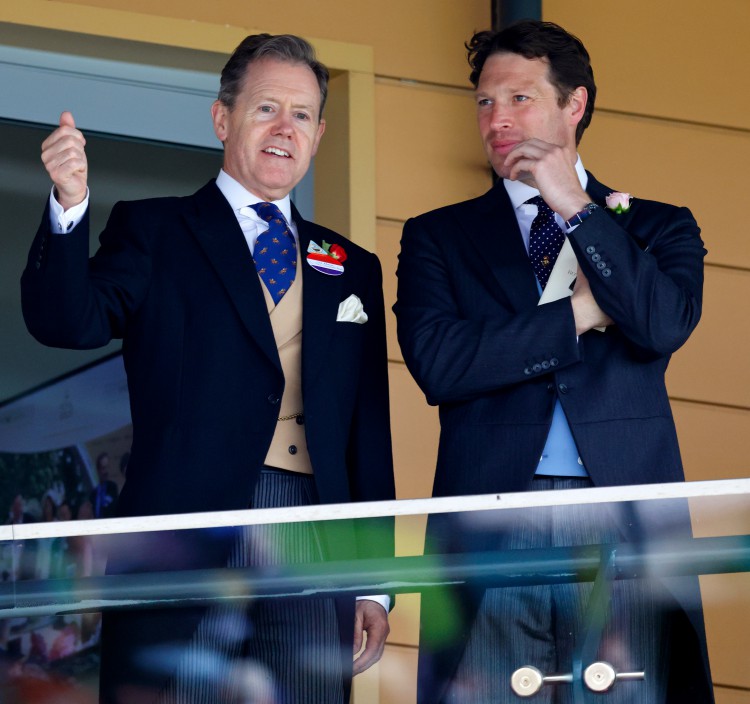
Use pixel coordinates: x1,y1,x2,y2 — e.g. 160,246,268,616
261,272,312,474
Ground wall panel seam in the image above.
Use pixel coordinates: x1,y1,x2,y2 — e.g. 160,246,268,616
705,262,750,275
377,216,407,226
670,396,749,413
713,683,750,693
597,107,750,136
376,75,472,96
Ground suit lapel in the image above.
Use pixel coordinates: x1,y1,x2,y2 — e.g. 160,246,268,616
585,172,613,207
293,204,344,386
459,183,540,311
184,181,281,373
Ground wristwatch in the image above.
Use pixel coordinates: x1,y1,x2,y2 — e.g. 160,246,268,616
564,202,599,229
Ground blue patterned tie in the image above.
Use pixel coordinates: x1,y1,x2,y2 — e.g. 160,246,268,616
250,202,297,303
527,195,566,290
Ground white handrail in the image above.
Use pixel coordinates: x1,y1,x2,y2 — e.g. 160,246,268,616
2,477,748,542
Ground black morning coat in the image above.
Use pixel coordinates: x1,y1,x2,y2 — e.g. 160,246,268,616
22,180,396,703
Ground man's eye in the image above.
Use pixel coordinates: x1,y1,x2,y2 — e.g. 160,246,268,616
477,98,492,107
513,95,529,103
294,112,310,121
259,105,273,113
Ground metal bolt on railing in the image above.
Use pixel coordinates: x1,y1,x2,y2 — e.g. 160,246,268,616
510,662,645,697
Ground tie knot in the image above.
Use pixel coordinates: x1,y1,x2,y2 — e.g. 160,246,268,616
249,201,286,226
525,195,553,215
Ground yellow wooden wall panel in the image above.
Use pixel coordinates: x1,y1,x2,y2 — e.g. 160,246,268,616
673,401,749,483
377,643,419,704
676,397,749,691
579,113,750,268
385,362,436,655
690,494,750,543
376,81,491,222
715,686,750,704
378,220,403,362
545,0,750,131
666,267,750,409
388,362,439,500
352,660,380,704
388,591,421,649
700,573,750,691
55,0,488,87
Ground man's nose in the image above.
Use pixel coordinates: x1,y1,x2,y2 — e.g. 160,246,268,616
489,103,512,129
272,110,294,136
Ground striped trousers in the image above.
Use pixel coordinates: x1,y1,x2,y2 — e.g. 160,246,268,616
445,477,670,704
159,468,345,704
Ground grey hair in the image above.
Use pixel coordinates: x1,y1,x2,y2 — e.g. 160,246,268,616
218,33,329,118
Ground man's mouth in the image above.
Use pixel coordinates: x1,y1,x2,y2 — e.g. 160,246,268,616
491,140,519,155
263,147,292,158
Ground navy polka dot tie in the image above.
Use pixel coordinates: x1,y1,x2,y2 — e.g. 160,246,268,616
527,195,566,290
250,202,297,303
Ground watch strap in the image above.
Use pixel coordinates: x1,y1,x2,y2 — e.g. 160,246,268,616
564,202,599,229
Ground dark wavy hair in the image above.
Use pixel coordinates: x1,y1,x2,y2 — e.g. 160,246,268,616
218,34,329,118
466,20,595,144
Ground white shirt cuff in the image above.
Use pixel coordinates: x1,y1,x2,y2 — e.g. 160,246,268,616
49,186,89,234
356,594,390,613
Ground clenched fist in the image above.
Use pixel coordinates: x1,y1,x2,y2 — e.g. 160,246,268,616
41,111,88,210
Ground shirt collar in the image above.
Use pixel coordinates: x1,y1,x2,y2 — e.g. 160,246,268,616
503,155,589,209
215,169,293,223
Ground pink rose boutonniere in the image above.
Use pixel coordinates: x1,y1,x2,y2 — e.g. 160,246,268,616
605,192,632,214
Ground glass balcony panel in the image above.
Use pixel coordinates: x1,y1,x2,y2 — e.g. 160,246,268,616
0,479,746,703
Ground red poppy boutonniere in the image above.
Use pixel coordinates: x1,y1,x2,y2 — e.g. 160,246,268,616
306,240,347,276
328,243,347,263
605,192,632,214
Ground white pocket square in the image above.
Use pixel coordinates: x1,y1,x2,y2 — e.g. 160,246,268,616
336,294,368,324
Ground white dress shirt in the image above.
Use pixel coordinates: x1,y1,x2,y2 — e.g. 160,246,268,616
214,169,300,253
503,155,589,250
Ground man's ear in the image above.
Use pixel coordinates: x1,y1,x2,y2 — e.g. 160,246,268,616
211,100,228,142
568,86,588,128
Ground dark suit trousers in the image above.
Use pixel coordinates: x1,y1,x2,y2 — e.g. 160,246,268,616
445,477,672,704
159,468,344,704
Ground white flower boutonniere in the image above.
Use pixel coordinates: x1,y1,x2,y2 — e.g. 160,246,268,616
605,192,632,214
